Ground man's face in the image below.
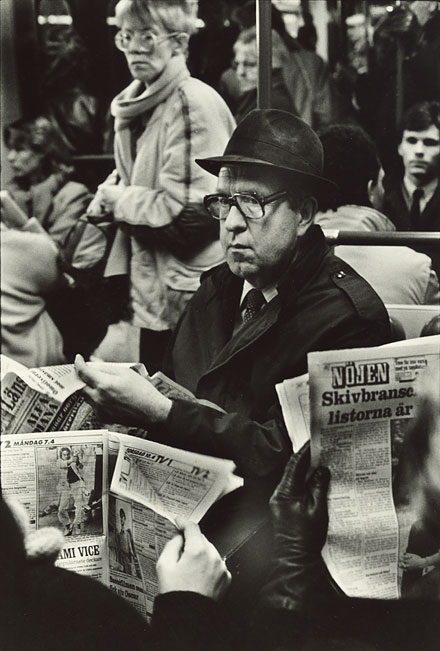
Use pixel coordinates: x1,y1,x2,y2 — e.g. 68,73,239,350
120,512,126,527
121,15,177,85
398,124,440,184
61,449,71,461
234,42,258,93
218,166,311,288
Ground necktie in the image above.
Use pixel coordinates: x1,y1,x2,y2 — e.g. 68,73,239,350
242,289,265,324
409,188,424,226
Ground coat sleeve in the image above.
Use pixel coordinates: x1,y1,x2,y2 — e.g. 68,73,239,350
151,592,239,651
152,398,293,484
45,182,91,247
113,85,235,230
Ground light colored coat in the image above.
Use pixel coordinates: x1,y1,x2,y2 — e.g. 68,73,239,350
109,75,236,331
314,205,440,305
1,220,64,367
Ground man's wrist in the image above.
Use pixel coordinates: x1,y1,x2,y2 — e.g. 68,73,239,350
148,395,173,424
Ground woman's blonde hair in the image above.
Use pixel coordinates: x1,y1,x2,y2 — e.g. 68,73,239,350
114,0,198,36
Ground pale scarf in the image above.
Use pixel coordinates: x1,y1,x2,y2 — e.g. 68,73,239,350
111,53,190,132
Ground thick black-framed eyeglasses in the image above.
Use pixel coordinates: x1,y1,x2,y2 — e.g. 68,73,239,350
203,191,288,221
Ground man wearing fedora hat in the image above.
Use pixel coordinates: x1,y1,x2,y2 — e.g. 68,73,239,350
75,110,390,490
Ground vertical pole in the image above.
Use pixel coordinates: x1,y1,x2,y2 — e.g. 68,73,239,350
395,39,404,129
256,0,272,109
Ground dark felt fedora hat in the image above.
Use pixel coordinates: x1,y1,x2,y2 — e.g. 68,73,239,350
196,109,337,198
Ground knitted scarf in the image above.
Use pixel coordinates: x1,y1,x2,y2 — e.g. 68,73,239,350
111,54,190,132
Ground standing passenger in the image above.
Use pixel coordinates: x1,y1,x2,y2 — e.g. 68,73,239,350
89,0,235,371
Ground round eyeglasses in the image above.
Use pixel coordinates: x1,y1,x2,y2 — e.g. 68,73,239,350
203,191,288,221
114,29,180,52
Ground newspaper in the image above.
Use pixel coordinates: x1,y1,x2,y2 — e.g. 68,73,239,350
0,355,147,435
1,430,109,583
107,433,243,617
276,373,310,452
307,336,440,600
1,424,243,619
1,356,224,436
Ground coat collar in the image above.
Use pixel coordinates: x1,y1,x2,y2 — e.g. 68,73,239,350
201,225,329,374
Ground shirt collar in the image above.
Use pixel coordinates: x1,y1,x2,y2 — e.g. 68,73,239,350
240,280,278,308
403,175,438,205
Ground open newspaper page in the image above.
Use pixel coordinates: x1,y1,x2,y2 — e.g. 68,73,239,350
0,355,147,435
107,432,243,618
308,336,440,600
276,373,310,452
1,430,108,583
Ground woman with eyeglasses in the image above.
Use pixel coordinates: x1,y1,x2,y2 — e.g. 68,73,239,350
89,0,235,371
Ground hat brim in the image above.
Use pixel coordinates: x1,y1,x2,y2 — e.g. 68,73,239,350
196,155,338,200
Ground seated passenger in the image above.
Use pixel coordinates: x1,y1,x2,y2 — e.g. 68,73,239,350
382,101,440,278
253,366,440,650
1,218,64,367
3,116,91,255
314,124,440,305
1,499,233,651
75,110,391,491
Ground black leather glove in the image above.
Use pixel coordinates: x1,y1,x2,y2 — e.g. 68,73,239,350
258,443,330,612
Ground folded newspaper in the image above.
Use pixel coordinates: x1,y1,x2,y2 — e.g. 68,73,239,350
276,335,440,600
1,429,243,618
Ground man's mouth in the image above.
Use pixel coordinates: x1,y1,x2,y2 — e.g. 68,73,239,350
409,160,428,168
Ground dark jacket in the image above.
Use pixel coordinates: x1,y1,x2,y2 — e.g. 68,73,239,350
0,499,236,651
157,226,390,487
383,178,440,278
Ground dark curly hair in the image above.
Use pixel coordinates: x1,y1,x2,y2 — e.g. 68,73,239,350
318,124,380,210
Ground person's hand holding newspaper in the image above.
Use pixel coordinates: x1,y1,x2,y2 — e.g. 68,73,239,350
75,354,172,427
157,518,231,602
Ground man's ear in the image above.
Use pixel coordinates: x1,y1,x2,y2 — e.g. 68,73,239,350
297,196,317,235
367,179,374,205
173,33,189,55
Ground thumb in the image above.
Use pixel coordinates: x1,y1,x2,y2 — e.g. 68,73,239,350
309,466,330,509
157,533,184,566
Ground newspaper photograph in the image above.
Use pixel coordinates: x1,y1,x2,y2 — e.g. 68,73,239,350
307,336,440,600
107,433,243,617
1,430,108,583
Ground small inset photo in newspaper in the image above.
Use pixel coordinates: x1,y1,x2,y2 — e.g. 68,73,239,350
108,496,142,580
37,443,103,537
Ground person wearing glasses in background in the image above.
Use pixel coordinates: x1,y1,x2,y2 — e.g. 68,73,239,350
87,0,235,371
76,109,390,493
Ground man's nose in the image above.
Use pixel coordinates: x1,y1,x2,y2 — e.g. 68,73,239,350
414,140,425,156
223,204,247,232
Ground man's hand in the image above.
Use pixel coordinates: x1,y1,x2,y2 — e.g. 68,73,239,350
74,354,172,427
157,518,232,602
259,444,331,611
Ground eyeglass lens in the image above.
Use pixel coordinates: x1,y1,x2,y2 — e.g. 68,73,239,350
115,30,156,51
207,195,263,220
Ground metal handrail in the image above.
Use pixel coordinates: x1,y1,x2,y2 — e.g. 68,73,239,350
322,229,440,247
